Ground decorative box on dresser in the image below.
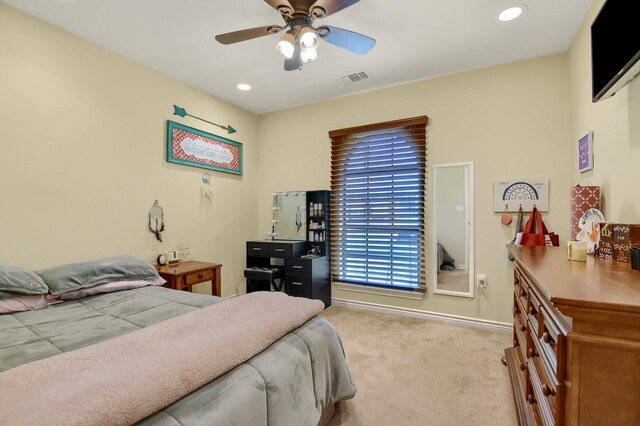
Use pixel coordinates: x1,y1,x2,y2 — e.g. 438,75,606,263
506,245,640,426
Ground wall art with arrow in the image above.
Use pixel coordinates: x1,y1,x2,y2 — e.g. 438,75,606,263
167,106,242,175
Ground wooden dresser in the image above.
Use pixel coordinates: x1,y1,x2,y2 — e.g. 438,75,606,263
506,245,640,426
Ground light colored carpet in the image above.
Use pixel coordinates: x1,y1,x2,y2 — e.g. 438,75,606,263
321,306,517,426
437,269,470,293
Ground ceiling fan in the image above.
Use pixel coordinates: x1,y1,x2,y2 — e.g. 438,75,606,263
215,0,376,71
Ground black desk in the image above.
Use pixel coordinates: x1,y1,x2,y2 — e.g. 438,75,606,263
246,240,331,308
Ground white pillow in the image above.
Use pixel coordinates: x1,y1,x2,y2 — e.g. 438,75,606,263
59,277,166,300
0,294,62,314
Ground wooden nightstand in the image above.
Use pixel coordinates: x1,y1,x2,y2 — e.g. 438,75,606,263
156,261,222,297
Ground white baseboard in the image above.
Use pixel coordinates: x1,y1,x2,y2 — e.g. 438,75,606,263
331,298,512,333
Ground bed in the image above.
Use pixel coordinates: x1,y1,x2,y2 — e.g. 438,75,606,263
0,258,356,425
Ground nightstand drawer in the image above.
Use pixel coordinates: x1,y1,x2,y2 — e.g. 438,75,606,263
185,269,213,286
285,274,312,293
247,242,270,257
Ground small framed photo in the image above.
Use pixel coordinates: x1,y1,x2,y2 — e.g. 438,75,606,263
578,131,593,173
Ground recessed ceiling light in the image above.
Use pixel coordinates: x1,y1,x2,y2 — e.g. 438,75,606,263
498,6,525,22
236,83,252,91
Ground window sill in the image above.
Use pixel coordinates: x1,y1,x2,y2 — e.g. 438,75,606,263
335,282,426,301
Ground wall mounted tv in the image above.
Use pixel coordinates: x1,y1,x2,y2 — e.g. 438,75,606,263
591,0,640,102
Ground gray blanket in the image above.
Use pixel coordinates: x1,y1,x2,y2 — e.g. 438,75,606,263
0,286,356,425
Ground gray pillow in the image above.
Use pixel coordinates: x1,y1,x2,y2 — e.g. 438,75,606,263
0,264,50,298
36,256,159,296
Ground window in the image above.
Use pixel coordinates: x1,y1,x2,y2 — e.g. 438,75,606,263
329,116,428,290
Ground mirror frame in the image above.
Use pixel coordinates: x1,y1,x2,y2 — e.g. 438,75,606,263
432,162,475,298
271,191,307,241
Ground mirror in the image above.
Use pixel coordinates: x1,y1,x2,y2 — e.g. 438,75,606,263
271,191,306,241
432,163,474,297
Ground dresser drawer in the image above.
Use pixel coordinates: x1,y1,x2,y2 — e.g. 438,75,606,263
514,314,528,368
527,286,541,335
538,307,564,373
527,359,556,426
247,242,270,257
514,271,529,313
285,274,312,294
185,269,213,286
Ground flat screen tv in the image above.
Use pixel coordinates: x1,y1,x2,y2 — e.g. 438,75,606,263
591,0,640,102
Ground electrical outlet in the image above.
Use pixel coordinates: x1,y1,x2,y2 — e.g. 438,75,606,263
476,274,487,289
176,243,191,261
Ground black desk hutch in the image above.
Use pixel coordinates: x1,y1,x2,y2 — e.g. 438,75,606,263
245,190,331,308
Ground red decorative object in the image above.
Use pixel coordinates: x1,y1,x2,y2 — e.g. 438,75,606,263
570,186,600,240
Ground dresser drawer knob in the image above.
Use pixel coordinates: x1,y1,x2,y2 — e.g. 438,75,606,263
514,276,520,284
528,306,536,315
520,288,527,297
528,348,538,358
520,363,526,371
527,394,536,404
542,332,555,346
542,384,555,397
520,324,526,332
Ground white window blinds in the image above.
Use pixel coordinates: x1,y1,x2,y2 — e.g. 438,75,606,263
329,116,428,290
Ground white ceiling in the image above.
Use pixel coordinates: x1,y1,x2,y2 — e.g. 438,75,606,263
3,0,593,114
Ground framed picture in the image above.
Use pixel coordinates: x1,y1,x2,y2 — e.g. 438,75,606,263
493,178,549,212
167,121,242,175
578,132,593,173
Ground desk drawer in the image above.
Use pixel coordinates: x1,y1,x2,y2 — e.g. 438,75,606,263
286,259,311,275
285,274,312,294
247,242,270,257
270,243,292,258
185,269,213,286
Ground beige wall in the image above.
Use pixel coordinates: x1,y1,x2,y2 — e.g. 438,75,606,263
258,55,573,324
569,0,640,221
7,2,628,325
0,5,259,296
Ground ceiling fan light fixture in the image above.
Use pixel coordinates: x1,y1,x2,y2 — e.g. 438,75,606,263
299,27,319,52
301,49,318,63
275,32,296,59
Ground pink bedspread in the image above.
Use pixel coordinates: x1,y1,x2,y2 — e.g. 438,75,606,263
0,292,324,425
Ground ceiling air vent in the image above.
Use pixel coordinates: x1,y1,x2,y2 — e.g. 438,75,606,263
340,70,371,85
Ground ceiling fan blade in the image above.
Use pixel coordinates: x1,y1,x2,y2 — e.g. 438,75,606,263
284,41,302,71
215,25,283,45
317,25,375,55
310,0,362,18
